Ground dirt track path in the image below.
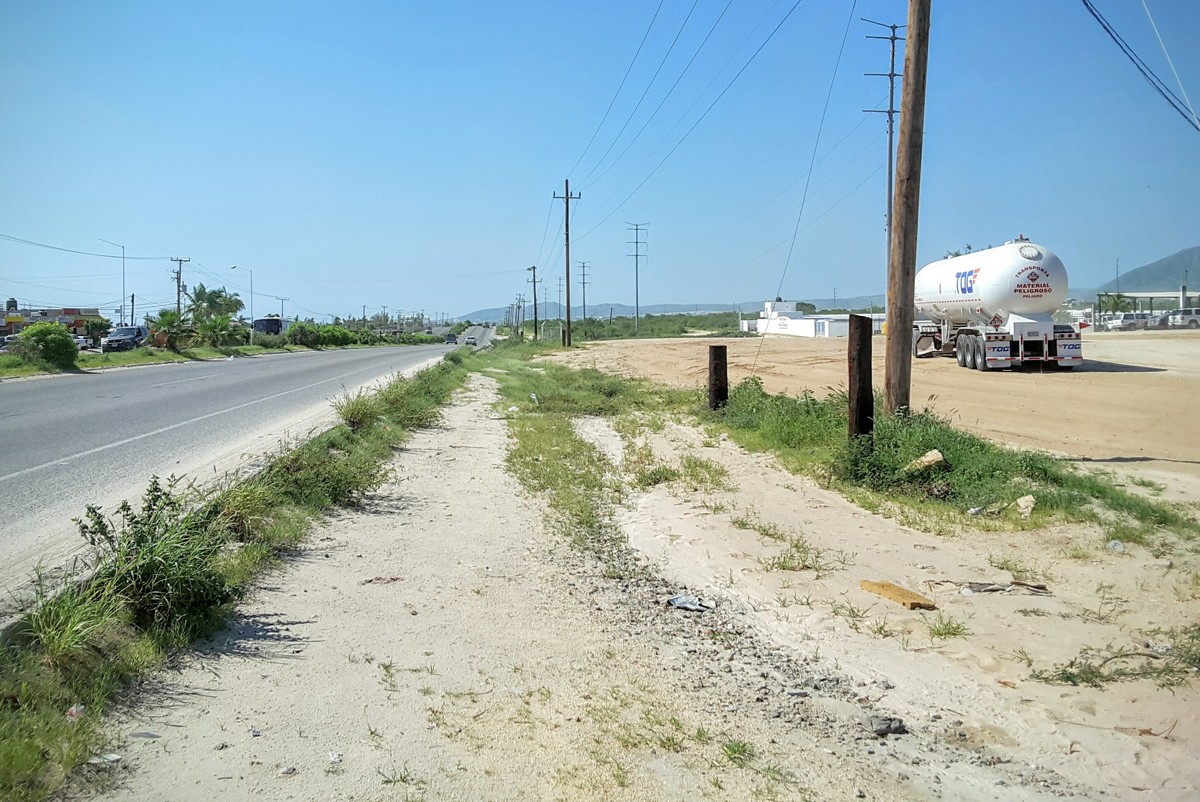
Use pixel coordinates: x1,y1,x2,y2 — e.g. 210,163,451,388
100,376,918,801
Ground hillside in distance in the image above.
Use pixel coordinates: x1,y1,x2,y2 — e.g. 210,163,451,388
461,295,887,323
1092,245,1200,294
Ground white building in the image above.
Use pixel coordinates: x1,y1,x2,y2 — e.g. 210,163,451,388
740,300,885,337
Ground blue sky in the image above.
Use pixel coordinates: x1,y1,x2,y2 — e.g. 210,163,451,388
2,0,1197,322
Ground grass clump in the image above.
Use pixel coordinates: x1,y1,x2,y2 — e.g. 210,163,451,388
714,376,1199,540
1030,624,1200,688
0,360,468,801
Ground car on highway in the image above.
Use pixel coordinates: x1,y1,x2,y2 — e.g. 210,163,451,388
102,325,150,352
445,332,458,344
1169,308,1200,329
464,335,478,346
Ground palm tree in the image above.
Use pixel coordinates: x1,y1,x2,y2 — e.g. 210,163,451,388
188,283,244,322
147,308,188,350
194,313,234,347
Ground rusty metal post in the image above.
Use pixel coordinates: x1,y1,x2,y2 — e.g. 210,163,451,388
708,345,729,410
849,315,875,443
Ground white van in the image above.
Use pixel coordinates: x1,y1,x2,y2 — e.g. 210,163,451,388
1107,312,1149,331
1169,308,1200,329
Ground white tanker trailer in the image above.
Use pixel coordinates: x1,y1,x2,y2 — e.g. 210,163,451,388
912,237,1082,371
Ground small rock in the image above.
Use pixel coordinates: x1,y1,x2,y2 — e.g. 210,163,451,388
867,716,907,737
278,766,297,776
902,449,946,473
1015,495,1036,520
1106,539,1125,553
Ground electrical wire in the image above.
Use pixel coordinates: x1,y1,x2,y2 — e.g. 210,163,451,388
565,0,666,181
0,233,174,260
754,0,858,373
575,0,702,188
576,0,811,242
580,0,734,191
1080,0,1199,133
1139,0,1199,130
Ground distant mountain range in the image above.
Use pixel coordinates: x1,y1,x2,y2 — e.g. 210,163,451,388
460,296,886,323
1086,245,1200,296
460,246,1198,322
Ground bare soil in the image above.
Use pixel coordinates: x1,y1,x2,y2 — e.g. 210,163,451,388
92,333,1200,800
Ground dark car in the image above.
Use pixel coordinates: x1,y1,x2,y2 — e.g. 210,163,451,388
445,333,458,344
1147,312,1173,329
102,325,150,352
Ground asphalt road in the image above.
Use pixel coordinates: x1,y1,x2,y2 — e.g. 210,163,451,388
0,344,456,598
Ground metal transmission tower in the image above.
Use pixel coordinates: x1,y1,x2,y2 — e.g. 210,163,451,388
578,261,590,337
627,223,646,333
554,180,581,346
863,18,906,267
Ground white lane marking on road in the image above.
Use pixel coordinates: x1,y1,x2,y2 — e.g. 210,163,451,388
151,374,219,387
0,360,413,484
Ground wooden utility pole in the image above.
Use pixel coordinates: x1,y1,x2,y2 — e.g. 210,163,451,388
884,0,931,415
171,257,190,315
554,180,580,346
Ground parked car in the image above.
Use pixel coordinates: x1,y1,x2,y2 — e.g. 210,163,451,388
445,332,458,344
464,335,478,346
1107,312,1149,331
101,325,150,352
74,335,91,349
1147,311,1175,329
1169,308,1200,329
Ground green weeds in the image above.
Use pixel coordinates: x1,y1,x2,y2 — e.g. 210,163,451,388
714,376,1198,540
0,360,466,801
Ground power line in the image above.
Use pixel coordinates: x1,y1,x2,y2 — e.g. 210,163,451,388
576,0,810,241
773,0,859,302
580,0,734,191
1080,0,1199,133
0,233,172,260
575,0,701,188
565,0,667,180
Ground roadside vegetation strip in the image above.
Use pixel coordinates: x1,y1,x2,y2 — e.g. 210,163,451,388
716,375,1199,544
473,341,1196,550
0,320,447,379
0,356,468,802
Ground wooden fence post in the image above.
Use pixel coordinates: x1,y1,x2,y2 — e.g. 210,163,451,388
849,315,874,443
708,345,728,410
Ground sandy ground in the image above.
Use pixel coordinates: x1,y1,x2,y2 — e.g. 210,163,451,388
89,333,1200,801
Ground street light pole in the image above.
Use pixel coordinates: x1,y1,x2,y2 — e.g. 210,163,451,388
231,265,253,344
100,239,125,325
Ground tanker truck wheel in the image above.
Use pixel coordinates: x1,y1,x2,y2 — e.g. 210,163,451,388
954,338,966,367
963,336,977,369
974,337,989,371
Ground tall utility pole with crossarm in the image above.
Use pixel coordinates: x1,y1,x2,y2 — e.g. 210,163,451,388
554,180,581,346
884,0,931,415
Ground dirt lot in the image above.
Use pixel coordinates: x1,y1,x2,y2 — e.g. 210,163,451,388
97,334,1200,801
549,329,1200,501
